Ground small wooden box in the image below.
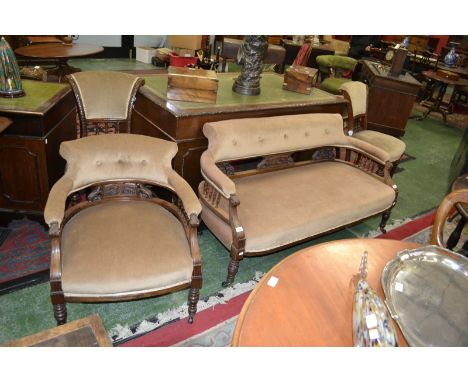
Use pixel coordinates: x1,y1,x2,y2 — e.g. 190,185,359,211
283,65,317,95
167,67,218,103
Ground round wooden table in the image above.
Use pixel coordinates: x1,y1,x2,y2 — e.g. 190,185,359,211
231,238,421,347
419,70,468,122
15,43,104,82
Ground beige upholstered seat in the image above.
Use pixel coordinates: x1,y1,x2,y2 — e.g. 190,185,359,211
199,113,398,286
201,162,395,253
61,201,193,297
340,81,406,174
44,134,202,325
68,71,145,137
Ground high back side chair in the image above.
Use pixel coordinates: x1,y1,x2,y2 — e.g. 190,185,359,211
316,55,357,94
340,81,406,176
68,71,145,137
44,134,202,325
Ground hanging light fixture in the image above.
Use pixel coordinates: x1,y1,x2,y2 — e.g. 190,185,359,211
0,37,25,98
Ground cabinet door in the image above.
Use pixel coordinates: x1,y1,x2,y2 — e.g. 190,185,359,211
0,136,48,212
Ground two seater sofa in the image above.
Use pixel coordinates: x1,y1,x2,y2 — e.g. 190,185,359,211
198,113,399,286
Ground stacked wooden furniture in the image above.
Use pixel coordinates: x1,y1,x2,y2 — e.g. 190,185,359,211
0,80,76,225
360,60,421,136
198,113,399,286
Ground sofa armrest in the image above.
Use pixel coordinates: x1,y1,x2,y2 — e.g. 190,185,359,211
346,136,390,163
168,170,202,216
44,176,74,231
200,151,236,198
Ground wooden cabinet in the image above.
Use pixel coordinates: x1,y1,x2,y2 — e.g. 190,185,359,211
132,72,346,190
361,60,421,137
0,80,76,224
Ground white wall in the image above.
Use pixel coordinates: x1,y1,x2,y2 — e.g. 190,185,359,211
75,35,122,47
134,35,167,47
74,35,168,48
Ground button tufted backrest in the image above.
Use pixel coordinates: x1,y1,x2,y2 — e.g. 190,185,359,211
203,114,348,162
60,134,178,191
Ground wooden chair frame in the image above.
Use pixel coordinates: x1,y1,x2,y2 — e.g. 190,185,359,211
68,75,145,137
49,180,201,325
200,145,398,286
431,189,468,248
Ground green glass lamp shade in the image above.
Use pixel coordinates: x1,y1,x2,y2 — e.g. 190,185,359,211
0,37,25,98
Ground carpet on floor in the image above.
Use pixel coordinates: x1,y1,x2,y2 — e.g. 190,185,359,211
0,219,50,285
121,208,468,347
0,113,464,345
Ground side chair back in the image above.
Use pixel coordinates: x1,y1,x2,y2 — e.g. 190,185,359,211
340,81,406,176
68,71,145,137
431,189,468,248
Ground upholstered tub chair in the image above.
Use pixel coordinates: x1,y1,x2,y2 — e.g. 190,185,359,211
44,134,202,325
431,189,468,249
316,55,357,94
68,71,145,137
340,81,406,176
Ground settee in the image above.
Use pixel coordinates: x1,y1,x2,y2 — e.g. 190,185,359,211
198,113,399,286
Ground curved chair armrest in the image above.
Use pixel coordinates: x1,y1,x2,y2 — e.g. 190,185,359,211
200,151,236,198
168,171,202,216
44,176,74,232
431,189,468,247
346,136,390,163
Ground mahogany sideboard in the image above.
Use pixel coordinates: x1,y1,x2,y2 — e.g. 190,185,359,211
361,60,421,137
0,80,76,225
132,72,347,190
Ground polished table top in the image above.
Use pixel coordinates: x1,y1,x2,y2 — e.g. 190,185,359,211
15,43,103,59
231,238,421,347
422,70,468,86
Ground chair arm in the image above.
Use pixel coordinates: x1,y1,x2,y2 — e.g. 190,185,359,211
168,171,202,216
431,189,468,247
200,151,236,198
346,136,390,163
44,176,74,231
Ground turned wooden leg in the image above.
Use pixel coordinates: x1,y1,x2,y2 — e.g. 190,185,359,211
447,217,466,250
53,303,67,325
187,287,200,324
222,258,240,288
380,210,392,234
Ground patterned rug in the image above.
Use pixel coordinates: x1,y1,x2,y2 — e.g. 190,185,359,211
0,219,50,286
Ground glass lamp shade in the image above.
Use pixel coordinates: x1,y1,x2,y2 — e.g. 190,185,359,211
0,37,25,98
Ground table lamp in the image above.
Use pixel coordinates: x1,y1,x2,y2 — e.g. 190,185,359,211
0,37,25,98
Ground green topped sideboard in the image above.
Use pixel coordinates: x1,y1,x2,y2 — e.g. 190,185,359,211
0,80,76,224
132,72,347,190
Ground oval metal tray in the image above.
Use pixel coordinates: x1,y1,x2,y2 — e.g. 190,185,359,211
382,245,468,346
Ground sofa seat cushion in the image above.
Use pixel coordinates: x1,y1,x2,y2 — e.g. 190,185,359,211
353,130,406,162
320,77,351,95
201,162,395,253
61,200,193,298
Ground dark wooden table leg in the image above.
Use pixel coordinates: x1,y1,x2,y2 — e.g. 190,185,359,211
446,216,466,250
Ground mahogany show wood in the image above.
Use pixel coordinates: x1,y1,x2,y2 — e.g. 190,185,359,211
3,314,112,347
231,238,421,347
15,43,104,59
